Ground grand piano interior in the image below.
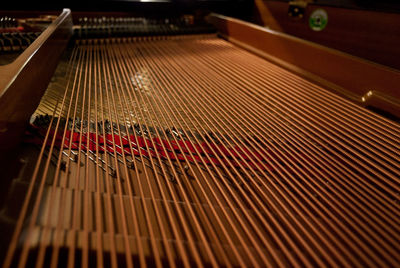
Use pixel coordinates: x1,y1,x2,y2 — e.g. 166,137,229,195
0,0,399,267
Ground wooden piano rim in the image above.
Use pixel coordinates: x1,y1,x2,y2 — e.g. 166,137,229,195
0,9,72,98
0,9,72,151
207,13,400,118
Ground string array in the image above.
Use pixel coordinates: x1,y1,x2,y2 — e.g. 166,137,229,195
4,34,400,267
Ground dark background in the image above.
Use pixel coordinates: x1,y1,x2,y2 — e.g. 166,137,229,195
2,0,400,22
1,0,255,21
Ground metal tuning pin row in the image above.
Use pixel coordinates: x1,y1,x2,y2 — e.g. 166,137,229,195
0,32,40,52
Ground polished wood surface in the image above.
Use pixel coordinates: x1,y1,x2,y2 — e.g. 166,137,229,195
208,13,400,117
254,0,400,70
0,9,73,151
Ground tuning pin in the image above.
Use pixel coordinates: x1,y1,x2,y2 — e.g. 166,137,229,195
171,127,179,138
